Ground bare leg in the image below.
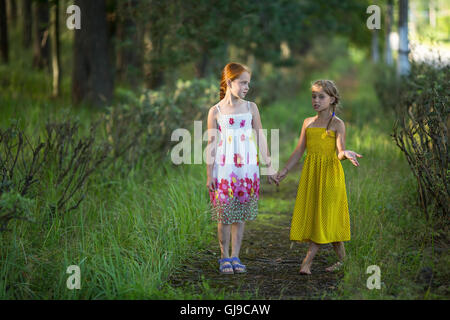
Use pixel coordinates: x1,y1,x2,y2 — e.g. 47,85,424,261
217,223,231,258
326,242,346,272
231,222,245,257
230,222,245,272
300,241,320,274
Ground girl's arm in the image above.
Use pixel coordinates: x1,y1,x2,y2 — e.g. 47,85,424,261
206,107,218,191
336,120,362,166
250,102,275,174
278,118,309,178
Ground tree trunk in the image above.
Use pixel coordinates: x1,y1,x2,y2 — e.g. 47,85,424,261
22,0,32,48
143,21,164,89
72,0,114,107
397,0,410,76
194,49,209,78
6,0,16,27
32,0,50,70
384,0,393,66
0,0,8,63
371,29,379,63
50,0,60,97
429,0,436,28
116,0,141,87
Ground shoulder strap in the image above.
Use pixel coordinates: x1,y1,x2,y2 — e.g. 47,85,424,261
216,105,222,114
247,101,250,112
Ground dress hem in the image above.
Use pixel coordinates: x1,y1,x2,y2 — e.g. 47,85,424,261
290,237,351,244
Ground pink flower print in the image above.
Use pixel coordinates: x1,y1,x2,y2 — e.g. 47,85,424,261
229,172,240,191
228,188,234,199
234,153,243,168
245,177,253,193
240,119,246,128
220,154,226,166
219,140,223,147
229,118,235,125
235,185,248,203
218,179,229,192
230,172,239,186
253,176,260,198
218,189,229,204
218,125,221,132
256,154,259,166
240,134,246,141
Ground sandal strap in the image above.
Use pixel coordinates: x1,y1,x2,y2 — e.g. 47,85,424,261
230,257,246,270
218,258,233,271
230,257,243,264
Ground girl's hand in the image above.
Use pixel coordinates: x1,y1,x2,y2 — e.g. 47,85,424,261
344,150,363,167
206,176,215,193
267,174,279,186
277,168,289,183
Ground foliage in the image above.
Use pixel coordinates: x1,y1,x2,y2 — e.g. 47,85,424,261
0,118,111,231
105,78,218,162
390,62,449,219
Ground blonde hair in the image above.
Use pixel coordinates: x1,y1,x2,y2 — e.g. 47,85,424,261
220,62,251,100
311,80,341,132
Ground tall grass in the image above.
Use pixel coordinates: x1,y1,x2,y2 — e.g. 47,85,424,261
0,151,214,298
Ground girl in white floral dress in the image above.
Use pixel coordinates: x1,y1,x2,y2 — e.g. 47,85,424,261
206,62,277,274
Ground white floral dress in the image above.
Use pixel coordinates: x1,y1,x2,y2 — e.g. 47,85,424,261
209,101,260,224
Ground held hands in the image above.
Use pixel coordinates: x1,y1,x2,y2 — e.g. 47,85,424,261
276,167,289,183
266,164,279,186
268,167,288,186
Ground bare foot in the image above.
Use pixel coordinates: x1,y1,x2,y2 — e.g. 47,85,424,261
299,261,312,275
325,261,343,272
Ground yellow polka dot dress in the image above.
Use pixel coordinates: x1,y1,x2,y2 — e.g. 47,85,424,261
290,127,350,244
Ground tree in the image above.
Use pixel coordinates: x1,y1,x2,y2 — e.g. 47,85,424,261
384,0,394,65
22,0,32,49
0,0,8,64
398,0,410,76
372,30,380,63
32,0,50,70
50,0,60,97
6,0,16,27
72,0,114,106
116,0,141,87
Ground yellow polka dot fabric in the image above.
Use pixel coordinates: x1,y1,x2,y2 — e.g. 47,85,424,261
290,127,350,244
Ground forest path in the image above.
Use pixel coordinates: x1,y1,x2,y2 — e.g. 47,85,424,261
169,163,343,299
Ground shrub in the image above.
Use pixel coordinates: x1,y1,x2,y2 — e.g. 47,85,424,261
0,119,111,231
104,78,218,164
390,62,449,220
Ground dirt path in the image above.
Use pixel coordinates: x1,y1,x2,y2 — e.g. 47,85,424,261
169,164,343,299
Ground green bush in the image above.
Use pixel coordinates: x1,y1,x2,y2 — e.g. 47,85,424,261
389,62,449,220
104,78,218,164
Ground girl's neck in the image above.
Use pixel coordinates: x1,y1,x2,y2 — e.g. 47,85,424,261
222,91,242,108
316,108,333,121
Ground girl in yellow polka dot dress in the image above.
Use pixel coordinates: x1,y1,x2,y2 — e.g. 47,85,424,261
275,80,362,275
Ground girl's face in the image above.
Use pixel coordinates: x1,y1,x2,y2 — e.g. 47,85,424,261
228,71,251,99
311,85,334,112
